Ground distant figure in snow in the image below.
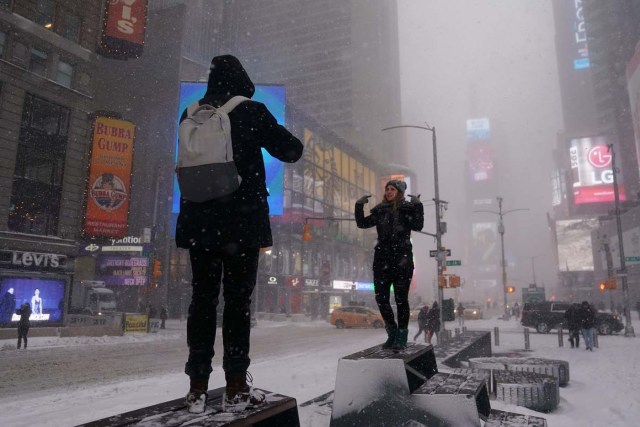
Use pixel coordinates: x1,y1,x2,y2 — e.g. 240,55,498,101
413,305,430,342
16,303,31,349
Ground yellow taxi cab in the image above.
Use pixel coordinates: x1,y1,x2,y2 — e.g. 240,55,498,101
330,306,384,329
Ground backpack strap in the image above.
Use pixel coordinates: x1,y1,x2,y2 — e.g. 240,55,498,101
216,96,250,114
185,96,249,117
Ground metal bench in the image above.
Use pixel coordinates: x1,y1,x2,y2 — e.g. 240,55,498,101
411,372,491,426
485,409,548,427
76,387,299,427
330,343,438,427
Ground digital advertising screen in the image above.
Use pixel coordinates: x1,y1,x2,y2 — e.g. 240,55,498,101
0,276,66,326
172,82,287,233
556,218,598,271
467,142,495,182
570,136,626,205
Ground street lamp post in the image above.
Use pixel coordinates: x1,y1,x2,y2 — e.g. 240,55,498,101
608,144,635,337
475,197,528,319
382,123,446,333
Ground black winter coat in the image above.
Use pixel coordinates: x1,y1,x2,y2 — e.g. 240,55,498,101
578,304,596,329
355,200,424,275
175,56,303,251
17,304,31,330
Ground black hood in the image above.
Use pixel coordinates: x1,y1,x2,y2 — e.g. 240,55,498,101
203,55,255,100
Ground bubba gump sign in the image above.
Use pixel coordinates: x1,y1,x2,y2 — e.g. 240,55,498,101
83,116,136,238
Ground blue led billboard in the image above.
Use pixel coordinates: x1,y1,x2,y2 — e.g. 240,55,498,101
172,82,287,232
0,276,66,326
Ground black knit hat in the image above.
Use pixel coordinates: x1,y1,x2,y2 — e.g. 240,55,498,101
386,179,407,193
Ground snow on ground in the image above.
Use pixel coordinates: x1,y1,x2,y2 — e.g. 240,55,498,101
1,316,640,426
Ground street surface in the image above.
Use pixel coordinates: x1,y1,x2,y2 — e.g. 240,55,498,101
0,319,385,403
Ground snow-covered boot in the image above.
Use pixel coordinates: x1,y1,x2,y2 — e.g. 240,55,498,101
223,371,266,413
382,324,398,349
185,377,208,414
392,329,409,350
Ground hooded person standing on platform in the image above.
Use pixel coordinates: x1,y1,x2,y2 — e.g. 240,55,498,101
355,180,424,350
175,55,303,413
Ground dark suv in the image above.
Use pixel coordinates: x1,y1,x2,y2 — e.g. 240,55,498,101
520,301,624,335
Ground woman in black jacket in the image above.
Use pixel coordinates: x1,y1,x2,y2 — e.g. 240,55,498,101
355,180,424,349
176,55,303,413
17,302,31,349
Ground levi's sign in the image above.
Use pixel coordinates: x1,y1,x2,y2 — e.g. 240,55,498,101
0,250,67,270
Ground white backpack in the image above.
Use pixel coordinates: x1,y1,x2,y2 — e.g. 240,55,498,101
177,96,249,202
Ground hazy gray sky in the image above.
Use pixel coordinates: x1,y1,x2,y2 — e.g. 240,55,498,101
397,0,563,303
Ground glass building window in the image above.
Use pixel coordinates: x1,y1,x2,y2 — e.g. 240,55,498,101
29,48,48,77
56,60,73,88
0,0,11,9
0,32,5,57
9,94,70,235
36,0,56,29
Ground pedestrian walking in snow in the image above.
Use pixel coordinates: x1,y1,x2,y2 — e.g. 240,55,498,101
426,301,441,344
578,301,596,351
565,303,581,348
160,305,168,329
176,54,303,414
413,305,430,342
355,180,424,350
16,302,31,349
456,302,465,326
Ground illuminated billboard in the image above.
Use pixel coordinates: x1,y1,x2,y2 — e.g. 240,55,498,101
84,116,136,238
95,256,149,286
628,46,640,173
570,136,626,205
467,142,494,182
470,222,499,275
98,0,148,59
556,218,598,271
466,118,491,140
0,276,66,326
172,83,287,230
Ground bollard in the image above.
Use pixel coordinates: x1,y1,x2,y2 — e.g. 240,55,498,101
494,326,500,346
524,327,531,351
594,329,599,348
558,327,564,347
454,327,460,337
462,326,467,333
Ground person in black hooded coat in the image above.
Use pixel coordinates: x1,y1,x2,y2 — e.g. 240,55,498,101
355,180,424,350
176,55,303,413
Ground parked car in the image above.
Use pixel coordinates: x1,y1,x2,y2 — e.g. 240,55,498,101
330,306,384,329
463,304,484,320
520,301,624,335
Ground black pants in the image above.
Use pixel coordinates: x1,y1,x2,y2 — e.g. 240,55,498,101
185,246,259,380
17,326,28,349
373,255,412,330
569,328,580,347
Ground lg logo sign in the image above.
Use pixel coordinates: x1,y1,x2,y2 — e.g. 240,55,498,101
588,145,612,168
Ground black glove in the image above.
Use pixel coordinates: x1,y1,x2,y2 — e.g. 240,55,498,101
409,194,421,205
356,195,371,205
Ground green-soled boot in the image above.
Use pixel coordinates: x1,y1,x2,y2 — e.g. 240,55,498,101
392,329,409,350
382,324,398,349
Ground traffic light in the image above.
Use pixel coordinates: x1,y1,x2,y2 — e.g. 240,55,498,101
438,275,447,288
506,285,515,293
449,275,461,288
600,277,617,290
152,259,162,277
303,223,312,241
